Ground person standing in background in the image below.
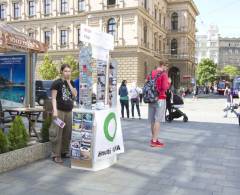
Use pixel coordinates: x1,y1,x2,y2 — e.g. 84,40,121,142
129,82,141,119
119,80,130,119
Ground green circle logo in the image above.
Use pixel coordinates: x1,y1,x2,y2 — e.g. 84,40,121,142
104,112,117,142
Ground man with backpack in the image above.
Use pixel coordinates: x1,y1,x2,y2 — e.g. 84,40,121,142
144,62,170,148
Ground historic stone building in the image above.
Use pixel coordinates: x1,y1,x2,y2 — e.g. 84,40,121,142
195,25,219,64
0,0,199,88
218,38,240,68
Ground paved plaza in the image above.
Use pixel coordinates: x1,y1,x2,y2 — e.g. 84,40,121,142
1,95,240,195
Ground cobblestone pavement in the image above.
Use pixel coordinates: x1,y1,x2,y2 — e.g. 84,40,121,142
1,95,240,195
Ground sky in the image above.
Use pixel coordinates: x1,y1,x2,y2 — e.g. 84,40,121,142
194,0,240,37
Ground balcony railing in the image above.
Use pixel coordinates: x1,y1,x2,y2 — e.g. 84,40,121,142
165,53,196,61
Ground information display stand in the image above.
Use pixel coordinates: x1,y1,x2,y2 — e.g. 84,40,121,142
70,25,124,171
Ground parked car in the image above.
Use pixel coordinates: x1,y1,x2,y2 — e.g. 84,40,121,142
35,80,53,106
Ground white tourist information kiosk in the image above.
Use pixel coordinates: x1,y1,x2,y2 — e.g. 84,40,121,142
70,25,124,171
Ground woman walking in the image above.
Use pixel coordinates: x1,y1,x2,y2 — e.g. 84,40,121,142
119,80,129,119
50,64,77,163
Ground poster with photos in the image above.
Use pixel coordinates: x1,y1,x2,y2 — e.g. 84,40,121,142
71,111,94,168
79,46,93,109
108,59,118,107
96,60,107,103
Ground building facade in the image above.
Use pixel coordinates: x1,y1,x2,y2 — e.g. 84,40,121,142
218,38,240,68
0,0,199,88
195,25,219,64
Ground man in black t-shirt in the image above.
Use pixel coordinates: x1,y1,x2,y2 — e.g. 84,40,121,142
50,64,77,164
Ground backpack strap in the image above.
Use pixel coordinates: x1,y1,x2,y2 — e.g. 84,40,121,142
154,71,163,82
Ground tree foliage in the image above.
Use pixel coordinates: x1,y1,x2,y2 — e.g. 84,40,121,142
196,58,217,85
8,116,28,151
222,65,240,80
39,54,59,80
0,130,9,153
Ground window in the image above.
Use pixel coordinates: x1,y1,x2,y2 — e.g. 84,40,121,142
78,29,81,44
29,32,34,38
144,0,147,10
13,2,20,19
171,12,178,30
107,0,116,5
154,8,157,20
78,0,85,11
171,39,178,55
60,30,68,46
154,33,157,51
143,25,147,47
0,4,5,19
44,31,51,44
29,1,35,17
159,12,161,26
163,16,165,28
159,39,162,53
107,18,116,37
61,0,68,13
44,0,51,15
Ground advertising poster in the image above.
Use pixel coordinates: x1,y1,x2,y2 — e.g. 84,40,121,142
0,55,26,104
71,111,94,168
108,59,118,107
96,60,107,104
79,46,93,109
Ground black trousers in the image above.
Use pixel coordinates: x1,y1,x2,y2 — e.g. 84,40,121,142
131,98,141,118
120,100,129,118
139,94,143,104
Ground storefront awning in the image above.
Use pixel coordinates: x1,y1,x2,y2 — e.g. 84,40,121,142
0,23,47,53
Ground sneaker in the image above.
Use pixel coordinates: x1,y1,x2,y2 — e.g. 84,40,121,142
150,140,165,147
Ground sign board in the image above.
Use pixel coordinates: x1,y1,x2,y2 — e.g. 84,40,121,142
80,24,114,50
93,109,124,162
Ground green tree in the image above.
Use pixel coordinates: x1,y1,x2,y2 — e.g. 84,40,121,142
62,56,79,80
39,54,59,80
222,65,240,80
196,58,217,85
8,116,29,151
0,130,9,153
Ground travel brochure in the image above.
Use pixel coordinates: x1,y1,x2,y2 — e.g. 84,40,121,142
71,112,94,168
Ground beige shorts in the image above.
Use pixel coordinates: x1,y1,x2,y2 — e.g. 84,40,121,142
148,99,166,123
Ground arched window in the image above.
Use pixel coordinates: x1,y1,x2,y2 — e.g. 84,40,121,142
143,25,147,47
107,18,116,37
171,39,178,55
171,12,178,31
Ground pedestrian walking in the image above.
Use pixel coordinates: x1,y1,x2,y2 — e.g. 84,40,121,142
50,64,78,164
119,80,130,119
224,85,233,118
129,83,141,119
193,85,199,100
144,62,170,147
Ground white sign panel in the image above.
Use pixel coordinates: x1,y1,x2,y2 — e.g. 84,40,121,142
80,24,114,50
93,109,124,162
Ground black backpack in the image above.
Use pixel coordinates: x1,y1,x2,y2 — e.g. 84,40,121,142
143,71,163,103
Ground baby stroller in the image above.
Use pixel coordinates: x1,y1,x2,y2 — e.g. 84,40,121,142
166,93,188,122
223,103,240,126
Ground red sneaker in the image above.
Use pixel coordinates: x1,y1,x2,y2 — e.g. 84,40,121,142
150,140,165,147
